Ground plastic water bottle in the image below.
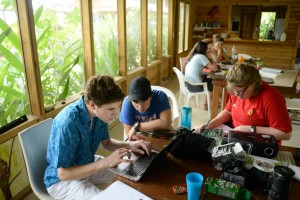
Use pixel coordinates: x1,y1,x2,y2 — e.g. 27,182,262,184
232,45,238,60
180,106,192,130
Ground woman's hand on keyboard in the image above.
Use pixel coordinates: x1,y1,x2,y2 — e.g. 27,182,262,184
129,140,152,156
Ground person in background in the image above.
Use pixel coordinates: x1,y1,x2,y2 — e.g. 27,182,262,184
120,76,172,141
209,35,230,63
267,30,275,40
194,63,292,144
184,42,219,110
44,75,151,199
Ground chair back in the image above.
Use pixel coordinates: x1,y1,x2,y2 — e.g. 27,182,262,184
179,57,188,74
18,118,54,200
173,67,188,95
151,86,180,129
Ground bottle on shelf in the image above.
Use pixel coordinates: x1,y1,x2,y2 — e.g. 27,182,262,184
280,31,286,41
231,45,238,60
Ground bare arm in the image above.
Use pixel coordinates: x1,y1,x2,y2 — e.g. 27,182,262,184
124,109,173,140
57,138,151,181
194,109,232,133
233,126,292,140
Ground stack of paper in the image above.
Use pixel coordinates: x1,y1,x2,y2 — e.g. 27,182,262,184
259,70,278,80
261,67,283,74
259,67,283,80
91,180,153,200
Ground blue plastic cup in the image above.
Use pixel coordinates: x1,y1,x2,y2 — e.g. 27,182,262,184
186,172,204,200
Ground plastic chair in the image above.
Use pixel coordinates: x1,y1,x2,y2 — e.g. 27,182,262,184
18,118,54,200
151,85,180,129
179,57,188,74
173,67,211,118
285,75,300,125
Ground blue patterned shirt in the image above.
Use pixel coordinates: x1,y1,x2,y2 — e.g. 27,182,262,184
44,96,110,188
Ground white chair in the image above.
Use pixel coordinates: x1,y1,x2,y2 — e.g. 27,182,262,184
284,75,300,125
151,85,180,129
179,56,188,74
173,67,211,118
18,118,54,200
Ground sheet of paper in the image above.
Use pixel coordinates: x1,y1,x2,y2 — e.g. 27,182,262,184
259,70,278,80
261,67,283,74
90,180,153,200
215,124,232,133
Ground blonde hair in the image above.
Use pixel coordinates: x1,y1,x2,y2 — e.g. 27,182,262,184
226,63,262,95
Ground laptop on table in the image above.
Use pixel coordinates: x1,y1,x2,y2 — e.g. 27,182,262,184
108,132,174,182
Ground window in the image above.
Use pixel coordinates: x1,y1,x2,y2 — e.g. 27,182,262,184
32,0,84,106
178,1,189,53
147,0,157,62
0,1,29,127
162,0,169,56
126,0,141,71
93,0,119,76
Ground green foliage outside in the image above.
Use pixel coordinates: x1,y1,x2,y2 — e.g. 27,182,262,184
94,13,119,76
259,12,276,39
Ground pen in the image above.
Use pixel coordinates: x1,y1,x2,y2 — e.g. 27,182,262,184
205,120,211,129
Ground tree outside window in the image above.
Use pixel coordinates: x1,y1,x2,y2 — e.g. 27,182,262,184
0,1,29,127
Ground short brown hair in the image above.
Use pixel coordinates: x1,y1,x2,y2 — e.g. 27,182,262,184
84,75,125,107
226,63,262,95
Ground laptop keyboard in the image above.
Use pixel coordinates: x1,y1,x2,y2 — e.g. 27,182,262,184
121,151,158,177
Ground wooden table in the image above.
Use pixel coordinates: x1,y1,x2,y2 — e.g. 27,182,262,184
210,69,298,119
116,137,300,200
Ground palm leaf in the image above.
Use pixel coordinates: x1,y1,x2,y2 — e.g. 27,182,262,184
0,18,21,51
0,44,23,72
56,77,70,101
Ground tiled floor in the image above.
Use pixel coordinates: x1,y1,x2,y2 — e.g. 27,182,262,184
24,75,300,199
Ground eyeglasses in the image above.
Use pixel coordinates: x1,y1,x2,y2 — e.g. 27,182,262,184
233,86,248,98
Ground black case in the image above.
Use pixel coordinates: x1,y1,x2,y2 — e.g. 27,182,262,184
228,131,279,159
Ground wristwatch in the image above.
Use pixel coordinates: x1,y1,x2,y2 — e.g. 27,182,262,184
250,125,256,133
133,122,140,132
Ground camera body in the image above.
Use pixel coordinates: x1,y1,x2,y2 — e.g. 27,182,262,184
229,131,279,158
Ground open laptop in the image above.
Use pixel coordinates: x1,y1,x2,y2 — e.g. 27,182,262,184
108,135,174,182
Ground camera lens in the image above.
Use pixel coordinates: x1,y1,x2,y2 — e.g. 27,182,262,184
268,166,295,200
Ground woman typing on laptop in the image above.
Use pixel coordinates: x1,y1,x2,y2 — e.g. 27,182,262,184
44,75,151,199
194,63,292,144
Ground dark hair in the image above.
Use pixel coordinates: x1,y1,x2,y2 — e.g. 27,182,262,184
193,42,208,56
213,35,224,43
84,75,125,107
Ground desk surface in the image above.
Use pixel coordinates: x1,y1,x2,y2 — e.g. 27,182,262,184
271,69,297,87
116,137,300,200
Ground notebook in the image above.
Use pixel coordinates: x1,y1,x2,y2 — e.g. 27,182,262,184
108,141,172,182
90,180,152,200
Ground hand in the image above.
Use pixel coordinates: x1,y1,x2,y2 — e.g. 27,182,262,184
129,140,152,156
104,148,133,168
194,124,206,133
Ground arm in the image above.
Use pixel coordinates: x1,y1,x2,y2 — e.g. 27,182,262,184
233,126,291,140
58,138,151,181
194,109,232,133
125,109,173,140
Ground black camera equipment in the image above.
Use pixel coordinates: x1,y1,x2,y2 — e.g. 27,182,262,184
268,166,295,200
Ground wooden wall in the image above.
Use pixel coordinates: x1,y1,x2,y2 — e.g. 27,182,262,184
193,0,300,70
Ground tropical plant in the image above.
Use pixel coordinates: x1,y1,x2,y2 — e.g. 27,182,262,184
0,2,84,126
94,14,119,76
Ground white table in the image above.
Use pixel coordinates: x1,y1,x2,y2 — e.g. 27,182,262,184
270,69,297,87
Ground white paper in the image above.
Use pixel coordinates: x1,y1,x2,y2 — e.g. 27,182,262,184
261,67,283,74
91,180,153,200
259,70,278,80
215,124,232,133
